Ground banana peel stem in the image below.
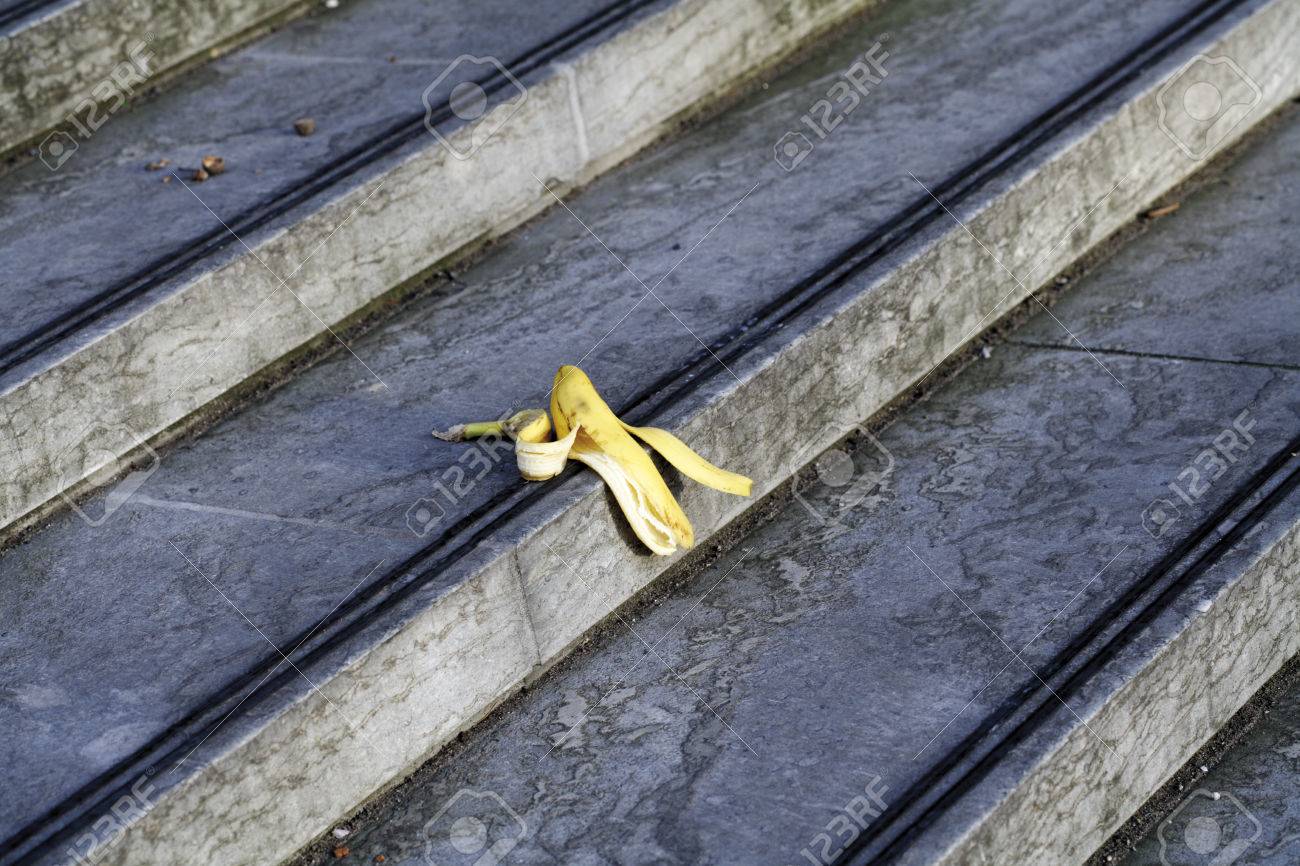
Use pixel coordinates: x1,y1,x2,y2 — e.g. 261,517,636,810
431,420,503,442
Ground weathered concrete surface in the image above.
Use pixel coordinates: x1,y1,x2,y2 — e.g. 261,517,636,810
0,0,308,157
1013,101,1300,369
287,105,1300,866
1124,678,1300,866
0,0,869,532
3,1,1298,865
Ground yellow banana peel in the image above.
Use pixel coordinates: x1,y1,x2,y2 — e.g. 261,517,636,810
432,365,752,555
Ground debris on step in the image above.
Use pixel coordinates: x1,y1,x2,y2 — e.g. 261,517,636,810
201,154,226,175
1144,202,1180,219
294,117,317,136
144,158,170,170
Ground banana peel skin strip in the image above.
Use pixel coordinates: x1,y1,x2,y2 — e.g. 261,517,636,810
431,365,752,555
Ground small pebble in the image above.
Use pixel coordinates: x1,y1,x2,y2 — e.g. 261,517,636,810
294,117,317,136
1055,275,1069,286
980,345,993,359
1200,765,1208,773
325,0,339,7
192,168,209,182
332,827,351,839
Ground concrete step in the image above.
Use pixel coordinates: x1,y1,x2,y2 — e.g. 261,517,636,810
1116,659,1300,866
0,0,870,536
0,0,310,159
285,99,1300,866
3,1,1297,865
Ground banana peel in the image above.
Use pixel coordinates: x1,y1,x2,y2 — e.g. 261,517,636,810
432,365,752,555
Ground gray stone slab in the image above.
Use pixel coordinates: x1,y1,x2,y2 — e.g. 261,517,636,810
0,0,869,532
1013,101,1300,369
4,1,1298,864
0,0,307,157
1124,681,1300,866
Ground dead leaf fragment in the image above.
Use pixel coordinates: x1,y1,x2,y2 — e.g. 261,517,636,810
201,154,226,175
294,117,317,136
192,168,209,182
145,158,170,170
1144,202,1180,219
333,846,350,859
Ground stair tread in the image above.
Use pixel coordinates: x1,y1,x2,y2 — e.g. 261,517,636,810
1014,110,1300,369
286,103,1300,866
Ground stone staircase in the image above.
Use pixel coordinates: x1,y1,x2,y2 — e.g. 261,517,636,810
289,94,1300,866
1,0,1297,864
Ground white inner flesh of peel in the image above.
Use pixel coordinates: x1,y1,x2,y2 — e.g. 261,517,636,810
569,447,677,555
514,425,579,480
